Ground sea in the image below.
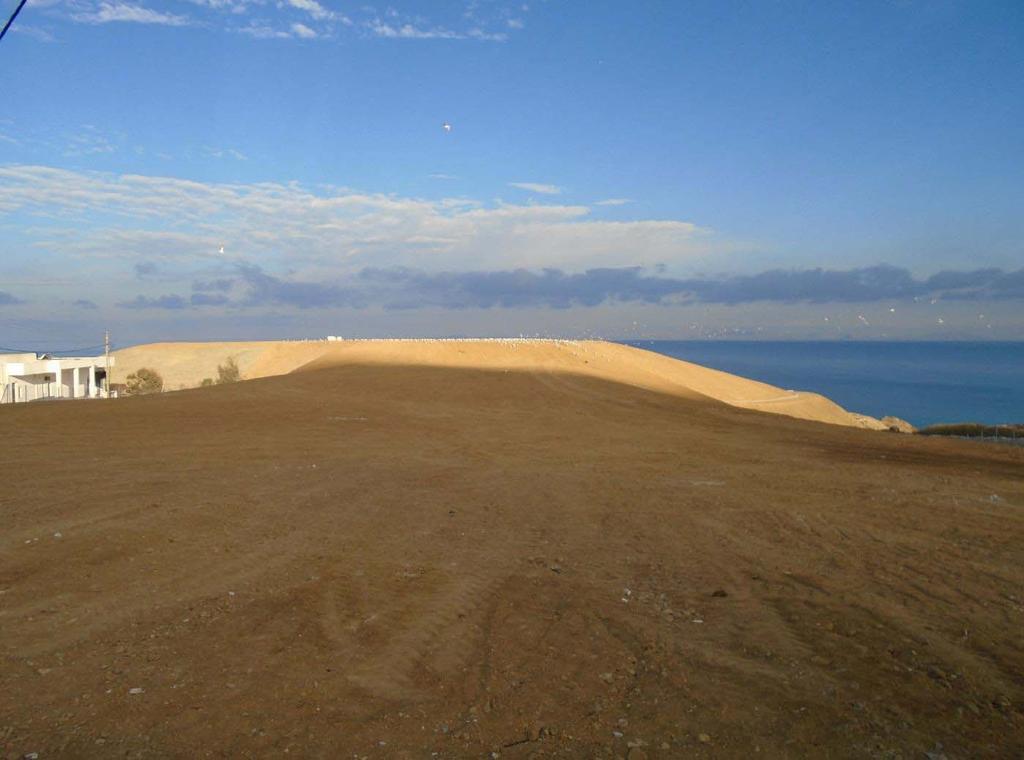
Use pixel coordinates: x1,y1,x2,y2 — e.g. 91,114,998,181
622,341,1024,428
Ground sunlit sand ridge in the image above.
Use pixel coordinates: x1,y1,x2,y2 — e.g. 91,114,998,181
113,338,887,429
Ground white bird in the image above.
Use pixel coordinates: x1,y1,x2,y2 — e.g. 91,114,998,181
889,307,896,313
937,317,945,325
857,314,870,326
218,245,225,254
442,122,452,133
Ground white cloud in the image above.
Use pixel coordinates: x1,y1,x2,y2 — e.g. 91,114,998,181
508,182,562,195
285,0,344,22
367,20,461,39
465,27,507,41
64,128,117,156
186,0,254,11
55,1,512,42
0,165,718,273
204,146,249,160
366,12,507,42
595,198,632,206
13,25,58,41
74,2,190,25
429,173,459,180
506,18,523,29
238,21,292,38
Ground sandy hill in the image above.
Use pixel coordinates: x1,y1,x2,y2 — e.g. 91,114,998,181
2,355,1021,758
113,339,886,430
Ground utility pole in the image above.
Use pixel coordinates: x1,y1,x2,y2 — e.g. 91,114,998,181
104,330,110,398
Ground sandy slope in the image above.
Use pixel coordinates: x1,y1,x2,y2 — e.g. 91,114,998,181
113,339,886,429
1,359,1021,758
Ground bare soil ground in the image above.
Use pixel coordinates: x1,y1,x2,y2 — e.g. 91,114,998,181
2,357,1022,758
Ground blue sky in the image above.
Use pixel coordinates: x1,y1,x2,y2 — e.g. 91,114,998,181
1,0,1022,347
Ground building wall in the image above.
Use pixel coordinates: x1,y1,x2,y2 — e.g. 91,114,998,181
3,375,54,403
1,354,112,403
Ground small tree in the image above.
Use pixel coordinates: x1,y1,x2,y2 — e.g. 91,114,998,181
200,377,215,387
216,356,241,384
125,367,163,395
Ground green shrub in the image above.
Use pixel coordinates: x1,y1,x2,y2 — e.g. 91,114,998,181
200,377,215,387
124,368,163,395
216,357,241,384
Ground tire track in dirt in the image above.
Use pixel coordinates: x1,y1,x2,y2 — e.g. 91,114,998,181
2,539,298,658
325,563,512,700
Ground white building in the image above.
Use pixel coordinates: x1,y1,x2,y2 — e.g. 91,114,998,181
1,352,114,404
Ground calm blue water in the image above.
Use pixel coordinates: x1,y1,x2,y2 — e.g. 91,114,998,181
623,341,1024,428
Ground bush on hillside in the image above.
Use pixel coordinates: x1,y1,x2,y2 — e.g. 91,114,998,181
216,357,241,384
200,377,215,387
124,368,163,395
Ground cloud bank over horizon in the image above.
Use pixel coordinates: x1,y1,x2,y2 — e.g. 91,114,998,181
6,258,1023,314
87,263,1024,313
1,163,1022,343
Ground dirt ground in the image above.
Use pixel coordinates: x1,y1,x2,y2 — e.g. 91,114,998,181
2,359,1022,758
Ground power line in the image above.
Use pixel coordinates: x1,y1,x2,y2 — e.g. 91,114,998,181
0,335,107,344
0,344,108,354
0,0,29,44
